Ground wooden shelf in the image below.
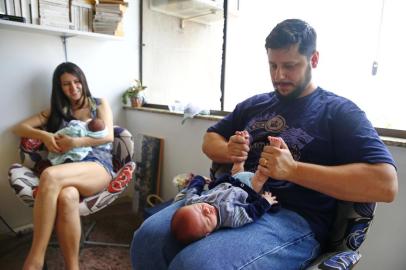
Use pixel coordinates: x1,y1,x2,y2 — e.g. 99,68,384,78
0,19,123,40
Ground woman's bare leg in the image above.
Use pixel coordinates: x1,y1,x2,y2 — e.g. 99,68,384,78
23,162,110,270
55,187,81,270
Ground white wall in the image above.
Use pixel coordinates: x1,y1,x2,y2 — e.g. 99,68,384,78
125,109,213,200
126,109,406,270
358,145,406,270
0,0,140,232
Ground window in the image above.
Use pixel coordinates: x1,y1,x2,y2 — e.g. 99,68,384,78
142,0,406,133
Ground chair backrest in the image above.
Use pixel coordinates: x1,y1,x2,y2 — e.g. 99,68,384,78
326,201,376,252
112,126,135,172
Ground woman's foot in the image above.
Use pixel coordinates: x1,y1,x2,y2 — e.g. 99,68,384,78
22,256,44,270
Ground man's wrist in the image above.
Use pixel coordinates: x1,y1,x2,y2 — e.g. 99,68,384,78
287,161,301,183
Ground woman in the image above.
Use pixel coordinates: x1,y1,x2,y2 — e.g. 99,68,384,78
12,62,114,270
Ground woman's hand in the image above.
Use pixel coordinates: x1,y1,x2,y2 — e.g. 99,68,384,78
42,132,62,153
55,134,77,153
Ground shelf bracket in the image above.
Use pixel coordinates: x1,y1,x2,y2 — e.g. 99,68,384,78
180,9,218,29
61,35,74,62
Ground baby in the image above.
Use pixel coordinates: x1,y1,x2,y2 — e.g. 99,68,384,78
48,118,108,165
171,134,282,244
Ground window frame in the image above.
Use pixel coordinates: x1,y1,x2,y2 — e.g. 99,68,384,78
138,0,406,139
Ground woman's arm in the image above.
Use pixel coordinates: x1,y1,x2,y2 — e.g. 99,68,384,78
12,109,49,139
12,109,61,153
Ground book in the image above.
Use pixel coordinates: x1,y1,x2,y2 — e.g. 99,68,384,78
0,0,5,14
38,0,70,27
5,0,16,15
0,13,26,22
71,0,93,32
14,0,22,16
30,0,40,24
97,0,128,6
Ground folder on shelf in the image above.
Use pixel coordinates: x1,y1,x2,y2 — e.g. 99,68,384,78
0,13,27,22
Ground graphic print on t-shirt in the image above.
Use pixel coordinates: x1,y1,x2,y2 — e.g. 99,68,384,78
244,113,314,188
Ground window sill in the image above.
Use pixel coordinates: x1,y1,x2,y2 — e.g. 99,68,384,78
124,106,406,148
123,105,223,122
380,137,406,148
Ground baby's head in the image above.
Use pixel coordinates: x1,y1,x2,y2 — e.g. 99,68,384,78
87,118,105,132
170,202,218,244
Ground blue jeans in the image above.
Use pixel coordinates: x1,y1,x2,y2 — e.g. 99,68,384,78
131,200,320,270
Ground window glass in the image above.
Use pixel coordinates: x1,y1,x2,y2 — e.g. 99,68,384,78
143,0,405,130
143,0,224,110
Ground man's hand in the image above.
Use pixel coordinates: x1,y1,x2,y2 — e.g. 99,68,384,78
262,191,277,205
258,136,297,180
228,131,250,163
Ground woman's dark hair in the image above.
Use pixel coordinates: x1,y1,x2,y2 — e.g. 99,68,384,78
46,62,92,132
265,19,317,58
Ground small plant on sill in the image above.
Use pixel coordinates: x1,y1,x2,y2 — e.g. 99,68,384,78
122,79,147,107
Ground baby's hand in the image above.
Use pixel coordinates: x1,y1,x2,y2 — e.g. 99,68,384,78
204,176,212,185
262,191,277,205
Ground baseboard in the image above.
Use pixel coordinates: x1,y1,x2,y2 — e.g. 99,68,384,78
14,223,33,235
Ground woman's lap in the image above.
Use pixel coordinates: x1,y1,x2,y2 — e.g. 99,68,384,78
44,161,111,196
131,200,320,270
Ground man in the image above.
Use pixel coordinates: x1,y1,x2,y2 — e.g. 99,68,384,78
131,19,398,269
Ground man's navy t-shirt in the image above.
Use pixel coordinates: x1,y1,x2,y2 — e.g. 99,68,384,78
207,87,395,244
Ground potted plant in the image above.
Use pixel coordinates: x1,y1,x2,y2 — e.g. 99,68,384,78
122,79,147,107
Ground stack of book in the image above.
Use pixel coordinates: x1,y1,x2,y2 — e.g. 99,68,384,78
93,0,128,36
71,0,94,32
39,0,71,29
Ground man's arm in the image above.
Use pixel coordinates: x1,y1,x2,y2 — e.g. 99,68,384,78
289,162,397,202
258,139,398,202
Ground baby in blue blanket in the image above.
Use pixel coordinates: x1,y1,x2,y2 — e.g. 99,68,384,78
48,118,108,165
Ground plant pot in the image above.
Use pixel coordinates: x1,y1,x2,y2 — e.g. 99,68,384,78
131,96,143,108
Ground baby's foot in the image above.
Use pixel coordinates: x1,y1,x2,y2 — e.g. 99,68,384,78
268,136,282,148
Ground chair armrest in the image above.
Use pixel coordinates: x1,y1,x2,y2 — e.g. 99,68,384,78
306,251,361,270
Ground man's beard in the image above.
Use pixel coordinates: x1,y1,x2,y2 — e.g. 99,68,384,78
274,65,312,102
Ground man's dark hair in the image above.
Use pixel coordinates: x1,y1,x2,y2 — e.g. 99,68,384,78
265,19,317,58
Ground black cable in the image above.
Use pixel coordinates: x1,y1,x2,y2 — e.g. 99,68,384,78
139,0,144,82
220,0,229,111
